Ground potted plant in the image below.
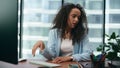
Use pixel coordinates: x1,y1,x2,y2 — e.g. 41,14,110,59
96,32,120,66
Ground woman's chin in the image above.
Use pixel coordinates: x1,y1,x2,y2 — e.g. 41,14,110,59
71,26,75,28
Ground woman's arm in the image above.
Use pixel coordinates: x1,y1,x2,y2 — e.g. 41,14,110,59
41,29,57,60
72,35,92,61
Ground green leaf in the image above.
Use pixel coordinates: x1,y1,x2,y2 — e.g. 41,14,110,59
112,45,119,51
108,42,114,46
105,34,109,37
116,35,119,38
106,48,110,51
117,39,120,44
108,32,116,40
96,47,102,51
106,52,117,60
96,32,120,60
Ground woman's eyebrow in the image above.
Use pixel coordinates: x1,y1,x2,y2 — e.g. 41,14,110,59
71,14,80,17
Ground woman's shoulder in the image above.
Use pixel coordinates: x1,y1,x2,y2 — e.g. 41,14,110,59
49,28,58,33
49,28,60,35
49,28,60,38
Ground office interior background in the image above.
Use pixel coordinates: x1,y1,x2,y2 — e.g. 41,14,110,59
18,0,120,59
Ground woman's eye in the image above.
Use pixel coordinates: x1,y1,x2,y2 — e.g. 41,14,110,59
72,15,76,18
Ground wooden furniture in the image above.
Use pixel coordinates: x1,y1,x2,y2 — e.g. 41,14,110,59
0,59,80,68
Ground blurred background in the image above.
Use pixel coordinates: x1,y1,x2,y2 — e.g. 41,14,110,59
18,0,120,59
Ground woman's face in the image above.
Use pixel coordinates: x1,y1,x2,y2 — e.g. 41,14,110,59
67,8,81,29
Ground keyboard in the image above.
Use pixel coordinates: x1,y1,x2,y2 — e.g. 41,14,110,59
29,60,61,67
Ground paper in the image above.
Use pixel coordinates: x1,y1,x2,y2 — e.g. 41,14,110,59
18,58,27,62
29,60,61,67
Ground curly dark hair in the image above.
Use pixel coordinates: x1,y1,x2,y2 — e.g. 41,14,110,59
52,3,88,44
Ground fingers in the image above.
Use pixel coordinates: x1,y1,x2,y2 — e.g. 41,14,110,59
52,57,62,63
32,45,37,56
32,40,45,56
40,41,45,51
52,56,71,63
32,43,38,56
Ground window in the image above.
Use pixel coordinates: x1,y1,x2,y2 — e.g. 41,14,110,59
20,0,61,58
109,14,120,23
19,0,120,58
105,0,120,35
110,0,120,9
87,14,103,23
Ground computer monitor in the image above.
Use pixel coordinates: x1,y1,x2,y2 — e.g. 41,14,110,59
0,0,18,64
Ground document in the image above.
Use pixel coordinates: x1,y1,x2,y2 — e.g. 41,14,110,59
29,60,61,67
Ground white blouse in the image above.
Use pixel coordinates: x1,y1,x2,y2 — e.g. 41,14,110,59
60,39,73,56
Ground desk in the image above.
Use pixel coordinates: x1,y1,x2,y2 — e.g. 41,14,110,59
0,59,79,68
0,59,110,68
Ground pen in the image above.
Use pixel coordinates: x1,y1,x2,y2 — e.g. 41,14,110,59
90,50,94,62
90,54,94,62
96,54,102,61
101,53,106,61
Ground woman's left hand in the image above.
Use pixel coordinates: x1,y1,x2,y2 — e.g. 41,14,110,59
52,56,72,63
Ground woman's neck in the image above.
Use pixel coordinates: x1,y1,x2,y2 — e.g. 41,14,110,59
64,27,72,39
65,26,71,33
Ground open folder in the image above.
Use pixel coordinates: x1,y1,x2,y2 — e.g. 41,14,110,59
29,60,61,67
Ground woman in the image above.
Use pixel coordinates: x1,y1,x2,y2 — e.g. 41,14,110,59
32,3,91,63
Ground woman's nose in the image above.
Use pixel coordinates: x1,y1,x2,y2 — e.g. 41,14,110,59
74,17,79,22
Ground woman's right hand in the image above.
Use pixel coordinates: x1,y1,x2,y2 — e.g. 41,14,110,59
32,40,45,56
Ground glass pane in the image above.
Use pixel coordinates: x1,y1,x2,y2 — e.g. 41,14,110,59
22,0,61,58
23,13,41,22
109,14,120,23
23,27,50,36
110,0,120,9
86,1,103,10
105,0,120,36
88,28,103,37
87,14,103,23
49,1,61,10
24,0,42,9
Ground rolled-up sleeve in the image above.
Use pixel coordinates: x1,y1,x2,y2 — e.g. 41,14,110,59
41,29,57,60
72,35,92,61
